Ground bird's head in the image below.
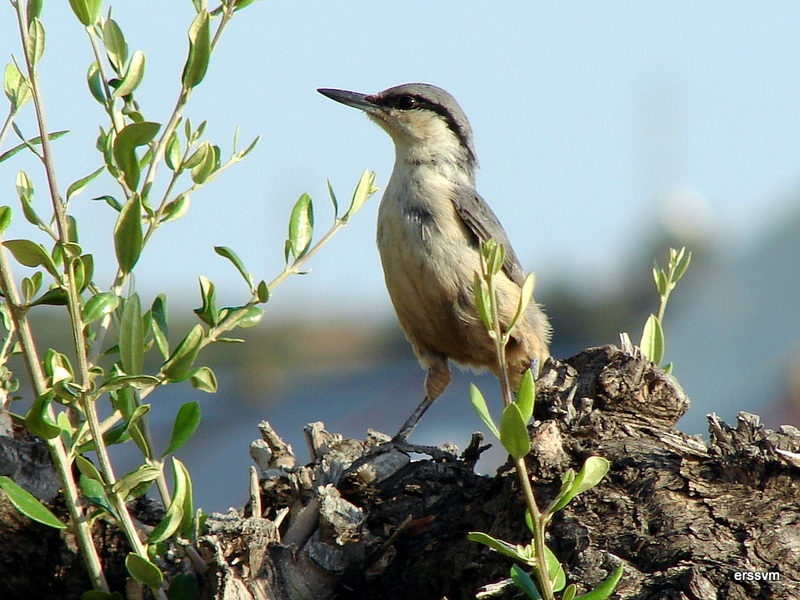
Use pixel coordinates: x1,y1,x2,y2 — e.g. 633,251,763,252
318,83,477,170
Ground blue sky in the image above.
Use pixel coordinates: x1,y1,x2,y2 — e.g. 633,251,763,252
3,2,800,320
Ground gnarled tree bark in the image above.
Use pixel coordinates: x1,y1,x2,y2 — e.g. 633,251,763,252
2,346,799,599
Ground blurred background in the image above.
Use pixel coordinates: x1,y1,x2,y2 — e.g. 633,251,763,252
2,2,800,511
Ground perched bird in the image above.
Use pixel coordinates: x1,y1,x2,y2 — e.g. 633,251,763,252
318,83,551,440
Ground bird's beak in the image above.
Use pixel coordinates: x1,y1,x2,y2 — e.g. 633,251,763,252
318,88,380,114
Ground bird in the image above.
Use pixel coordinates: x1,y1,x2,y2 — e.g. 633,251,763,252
318,83,551,441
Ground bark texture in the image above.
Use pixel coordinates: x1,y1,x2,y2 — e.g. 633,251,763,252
1,345,799,599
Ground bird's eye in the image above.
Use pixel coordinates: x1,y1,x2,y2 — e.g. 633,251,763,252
396,95,417,110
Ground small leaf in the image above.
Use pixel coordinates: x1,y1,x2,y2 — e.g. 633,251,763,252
75,455,103,482
3,239,58,277
29,287,68,307
499,403,530,460
125,553,163,589
163,402,201,458
103,19,128,73
652,267,668,297
193,276,218,326
472,273,493,331
574,565,624,600
111,464,159,496
151,294,169,358
326,178,339,218
467,531,528,563
256,280,269,303
95,374,159,397
0,206,11,235
167,573,198,600
161,324,204,382
563,584,577,600
510,565,542,600
189,366,216,393
552,456,610,513
287,193,313,260
26,0,43,26
165,132,182,171
86,61,105,104
68,0,102,26
639,314,664,365
0,130,68,165
26,19,45,66
515,369,535,425
114,50,145,97
190,142,217,184
181,10,210,90
544,544,567,591
673,249,692,283
67,165,104,201
0,476,66,529
214,246,252,287
113,121,161,190
469,384,501,440
114,194,143,273
160,195,190,223
509,272,536,333
119,294,144,375
344,170,377,221
83,292,119,324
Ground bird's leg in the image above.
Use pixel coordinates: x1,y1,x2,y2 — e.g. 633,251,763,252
393,359,451,442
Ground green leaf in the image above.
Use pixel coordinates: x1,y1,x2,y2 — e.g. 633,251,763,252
0,130,68,165
190,141,217,184
287,193,314,260
182,10,210,90
95,374,159,397
68,0,102,26
0,206,11,235
499,403,530,460
574,565,624,600
75,455,103,482
233,0,259,12
151,294,169,358
189,366,216,393
114,50,145,97
111,464,159,496
165,132,182,171
103,19,128,73
29,287,68,307
193,275,218,326
326,178,339,218
256,280,269,303
563,584,577,600
125,552,163,589
66,166,104,201
163,401,201,457
672,248,692,283
160,195,190,223
552,456,610,513
119,294,144,375
639,314,664,365
167,573,198,600
114,194,143,273
344,170,377,221
544,544,566,591
24,394,61,441
4,62,31,110
86,61,105,104
214,246,252,288
0,476,66,529
467,531,528,563
469,384,500,440
26,0,43,26
82,292,119,324
472,273,492,331
652,267,668,297
225,305,263,329
510,565,542,600
161,324,204,382
149,457,192,543
113,122,160,190
515,369,535,425
26,18,45,67
3,239,58,277
79,473,115,516
509,272,536,334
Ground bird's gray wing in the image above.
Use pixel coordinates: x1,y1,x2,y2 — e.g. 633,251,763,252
451,187,526,287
